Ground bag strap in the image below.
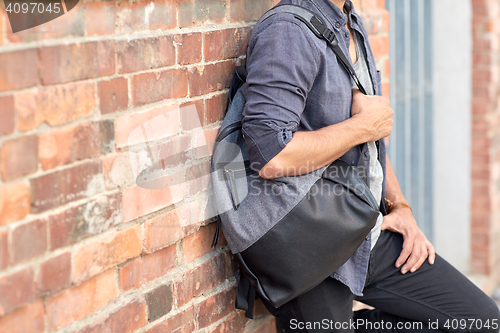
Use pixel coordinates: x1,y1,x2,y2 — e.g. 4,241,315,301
254,4,367,95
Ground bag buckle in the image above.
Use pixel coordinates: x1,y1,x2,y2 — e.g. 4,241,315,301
322,28,337,45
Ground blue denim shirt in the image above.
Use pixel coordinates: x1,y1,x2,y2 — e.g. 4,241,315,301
241,0,388,296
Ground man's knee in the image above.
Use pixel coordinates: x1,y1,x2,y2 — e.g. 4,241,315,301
469,299,500,333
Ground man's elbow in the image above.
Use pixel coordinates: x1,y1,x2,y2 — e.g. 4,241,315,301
258,158,285,179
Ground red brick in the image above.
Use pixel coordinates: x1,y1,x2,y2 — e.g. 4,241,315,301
174,252,231,307
0,49,38,91
79,301,146,333
204,27,251,62
0,9,4,46
197,287,236,328
0,95,15,136
0,301,44,333
119,245,176,291
369,35,389,57
175,33,202,65
0,230,8,269
180,100,205,131
85,2,116,36
183,223,218,263
115,104,181,148
0,182,30,226
73,225,142,283
46,270,118,332
144,307,195,333
103,153,135,190
30,160,103,213
117,0,176,33
117,36,175,73
194,128,219,159
39,123,104,170
0,268,35,316
144,209,186,253
0,135,38,181
12,219,47,264
37,253,71,296
99,77,129,115
178,0,227,27
49,193,122,250
205,92,228,125
122,186,175,222
189,60,235,97
131,68,188,106
16,82,96,131
207,311,248,333
145,284,174,322
7,4,84,43
39,41,115,85
230,0,272,22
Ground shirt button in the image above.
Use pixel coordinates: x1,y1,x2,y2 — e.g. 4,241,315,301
364,151,370,157
344,31,349,38
365,235,370,241
335,22,341,29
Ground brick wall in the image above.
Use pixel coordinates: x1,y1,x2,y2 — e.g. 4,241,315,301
471,0,500,287
0,0,389,332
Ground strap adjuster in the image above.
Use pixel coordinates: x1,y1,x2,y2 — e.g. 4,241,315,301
322,28,336,44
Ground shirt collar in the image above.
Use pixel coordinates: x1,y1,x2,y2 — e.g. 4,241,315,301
309,0,357,31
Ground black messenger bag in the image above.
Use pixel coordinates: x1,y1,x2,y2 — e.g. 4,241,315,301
210,4,379,318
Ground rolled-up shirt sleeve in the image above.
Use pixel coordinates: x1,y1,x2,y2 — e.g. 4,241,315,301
242,19,320,171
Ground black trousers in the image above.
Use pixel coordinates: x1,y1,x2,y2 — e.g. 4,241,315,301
261,230,500,333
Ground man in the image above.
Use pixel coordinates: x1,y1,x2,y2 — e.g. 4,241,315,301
241,0,500,331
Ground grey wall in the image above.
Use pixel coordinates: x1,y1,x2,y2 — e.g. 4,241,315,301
432,0,472,272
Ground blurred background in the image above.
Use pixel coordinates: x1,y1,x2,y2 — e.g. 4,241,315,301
0,0,498,332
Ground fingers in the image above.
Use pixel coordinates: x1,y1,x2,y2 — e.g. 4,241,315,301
427,241,436,265
395,235,413,269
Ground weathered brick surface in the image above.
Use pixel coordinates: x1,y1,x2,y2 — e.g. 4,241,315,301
11,219,47,264
78,301,146,333
0,182,30,226
175,33,203,65
144,306,195,333
49,193,122,250
0,95,15,136
178,0,227,27
204,27,251,61
38,122,105,170
98,77,129,115
119,245,176,291
0,230,8,270
174,252,232,307
145,283,174,322
16,82,96,131
0,268,35,316
0,1,389,332
0,301,45,333
46,270,118,332
39,41,115,85
85,2,116,36
0,49,38,91
189,60,235,97
30,160,103,213
117,36,175,73
73,225,142,283
131,68,189,106
36,253,72,296
0,135,38,181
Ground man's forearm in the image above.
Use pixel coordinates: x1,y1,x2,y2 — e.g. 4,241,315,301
385,155,410,206
259,117,368,178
